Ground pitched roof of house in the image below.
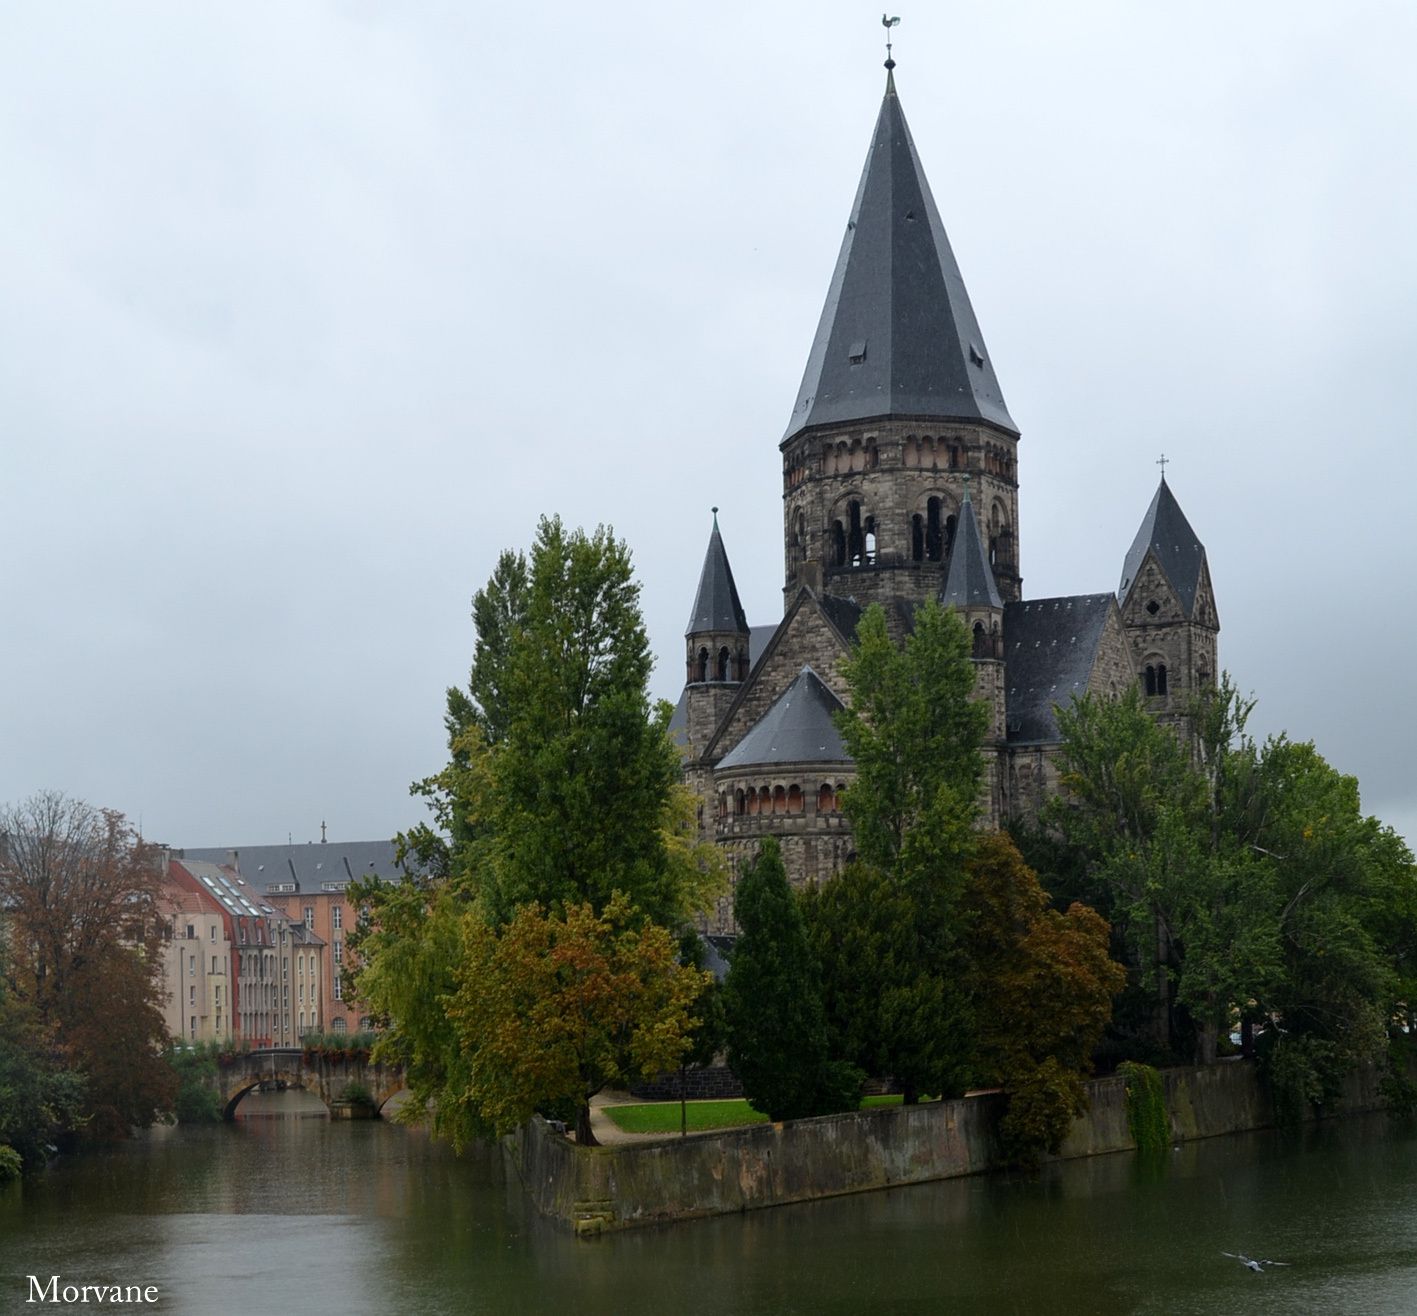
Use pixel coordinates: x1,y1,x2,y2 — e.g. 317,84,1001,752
178,841,405,894
782,72,1017,441
715,666,850,770
1119,478,1208,617
1003,593,1117,743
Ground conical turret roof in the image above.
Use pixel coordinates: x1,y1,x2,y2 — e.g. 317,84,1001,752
941,487,1002,610
686,513,749,636
783,73,1017,442
715,667,849,770
1119,478,1207,618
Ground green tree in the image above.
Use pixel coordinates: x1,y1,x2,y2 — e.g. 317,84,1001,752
835,601,988,882
0,958,85,1172
402,517,721,930
805,600,985,1100
803,863,970,1103
722,841,862,1121
445,893,708,1146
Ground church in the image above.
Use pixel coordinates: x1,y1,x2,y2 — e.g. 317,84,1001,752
668,65,1220,931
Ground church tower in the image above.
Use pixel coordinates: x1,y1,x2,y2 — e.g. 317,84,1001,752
1118,474,1220,714
683,510,751,758
781,67,1022,613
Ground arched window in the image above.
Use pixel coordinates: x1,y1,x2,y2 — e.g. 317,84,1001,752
864,525,877,563
1144,665,1157,696
773,786,787,814
925,497,943,562
817,783,835,813
972,621,989,658
716,647,731,681
746,789,759,816
736,646,748,680
695,648,708,682
787,785,803,813
1157,664,1168,696
832,520,846,567
735,789,746,816
847,501,865,565
911,513,924,562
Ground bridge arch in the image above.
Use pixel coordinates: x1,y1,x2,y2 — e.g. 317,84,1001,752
220,1067,326,1121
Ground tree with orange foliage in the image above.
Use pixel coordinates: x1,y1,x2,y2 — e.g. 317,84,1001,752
0,792,175,1142
444,892,708,1146
962,834,1125,1164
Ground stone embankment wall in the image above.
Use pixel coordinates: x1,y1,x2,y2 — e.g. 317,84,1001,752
506,1060,1394,1236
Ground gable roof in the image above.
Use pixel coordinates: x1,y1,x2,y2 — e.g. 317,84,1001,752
783,73,1017,442
686,514,749,636
1119,478,1207,618
1004,593,1118,743
178,841,405,893
716,666,850,770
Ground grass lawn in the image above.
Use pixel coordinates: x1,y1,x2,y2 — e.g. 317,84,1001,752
603,1093,903,1135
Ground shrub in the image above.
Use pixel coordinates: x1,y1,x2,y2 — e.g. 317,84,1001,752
1118,1061,1169,1156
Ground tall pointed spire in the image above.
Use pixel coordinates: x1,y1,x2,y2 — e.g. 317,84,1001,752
1119,478,1208,617
686,510,749,636
783,73,1017,441
941,484,1003,611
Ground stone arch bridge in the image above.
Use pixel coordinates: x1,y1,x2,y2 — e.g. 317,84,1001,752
213,1047,406,1120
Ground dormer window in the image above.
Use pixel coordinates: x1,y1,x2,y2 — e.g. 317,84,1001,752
848,340,867,365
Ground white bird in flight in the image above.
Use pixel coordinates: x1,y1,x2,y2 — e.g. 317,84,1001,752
1222,1252,1291,1273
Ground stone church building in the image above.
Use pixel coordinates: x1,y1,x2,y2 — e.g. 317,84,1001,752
669,68,1219,930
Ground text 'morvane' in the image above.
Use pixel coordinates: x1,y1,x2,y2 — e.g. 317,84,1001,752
28,1276,160,1304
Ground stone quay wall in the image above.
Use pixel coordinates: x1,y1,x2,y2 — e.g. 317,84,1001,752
505,1059,1395,1236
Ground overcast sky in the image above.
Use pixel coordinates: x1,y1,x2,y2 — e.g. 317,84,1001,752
3,2,1414,850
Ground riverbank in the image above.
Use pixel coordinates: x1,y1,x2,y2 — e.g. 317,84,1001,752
507,1058,1393,1235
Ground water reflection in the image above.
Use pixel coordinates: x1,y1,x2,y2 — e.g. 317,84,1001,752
3,1093,1416,1316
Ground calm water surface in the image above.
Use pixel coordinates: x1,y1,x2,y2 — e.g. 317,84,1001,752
3,1090,1416,1315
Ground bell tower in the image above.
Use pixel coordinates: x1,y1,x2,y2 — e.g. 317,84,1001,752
781,66,1022,613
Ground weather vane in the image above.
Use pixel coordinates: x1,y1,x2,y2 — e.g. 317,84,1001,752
1157,452,1169,479
883,14,900,69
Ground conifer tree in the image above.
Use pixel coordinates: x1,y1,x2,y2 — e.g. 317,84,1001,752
722,840,861,1121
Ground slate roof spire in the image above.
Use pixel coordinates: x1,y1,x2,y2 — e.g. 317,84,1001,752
941,480,1003,611
1118,476,1208,618
783,71,1017,442
686,508,749,636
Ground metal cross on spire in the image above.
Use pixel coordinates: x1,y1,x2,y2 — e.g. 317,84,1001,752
1157,452,1169,480
882,13,900,69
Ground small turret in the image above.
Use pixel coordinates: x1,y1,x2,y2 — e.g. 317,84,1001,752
941,481,1003,660
683,510,751,758
1118,472,1219,710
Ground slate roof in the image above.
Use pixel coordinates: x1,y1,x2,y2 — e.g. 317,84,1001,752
686,515,749,635
1119,478,1207,618
178,840,406,892
715,666,851,770
783,72,1017,442
941,493,1002,610
1003,594,1116,744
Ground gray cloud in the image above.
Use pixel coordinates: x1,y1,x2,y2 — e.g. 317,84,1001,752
2,2,1413,848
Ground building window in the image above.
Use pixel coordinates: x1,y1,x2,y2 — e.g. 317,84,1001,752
189,985,196,1005
332,905,342,931
188,954,195,975
332,1016,346,1032
304,907,314,928
210,925,217,942
333,976,343,1001
190,1017,196,1039
334,939,343,965
186,924,195,940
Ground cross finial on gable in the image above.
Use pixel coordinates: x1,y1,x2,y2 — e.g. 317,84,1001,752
1157,453,1169,480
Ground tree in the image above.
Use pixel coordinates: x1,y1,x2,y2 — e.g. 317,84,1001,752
444,893,708,1146
1050,678,1417,1101
0,793,175,1141
835,601,988,883
0,953,85,1172
805,601,985,1100
803,863,971,1103
960,835,1125,1163
722,841,861,1121
401,516,722,930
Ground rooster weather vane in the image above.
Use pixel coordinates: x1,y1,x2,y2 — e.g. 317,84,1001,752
883,14,900,69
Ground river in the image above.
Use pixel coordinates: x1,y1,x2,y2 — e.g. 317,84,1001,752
3,1090,1416,1315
